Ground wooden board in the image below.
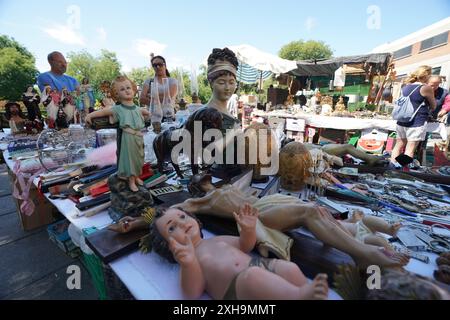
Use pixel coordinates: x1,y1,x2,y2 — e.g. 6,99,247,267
85,228,149,264
85,190,193,264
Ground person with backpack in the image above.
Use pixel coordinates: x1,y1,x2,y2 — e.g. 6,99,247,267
390,66,436,168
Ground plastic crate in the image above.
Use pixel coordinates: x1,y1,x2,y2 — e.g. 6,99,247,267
82,227,108,300
47,219,80,258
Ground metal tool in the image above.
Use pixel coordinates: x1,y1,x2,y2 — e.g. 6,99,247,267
412,229,450,254
150,185,183,197
396,229,427,251
392,245,430,264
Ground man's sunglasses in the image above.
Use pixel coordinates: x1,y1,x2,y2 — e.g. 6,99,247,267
152,63,165,68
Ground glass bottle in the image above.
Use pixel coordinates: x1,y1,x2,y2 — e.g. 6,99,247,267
149,80,163,133
161,78,175,122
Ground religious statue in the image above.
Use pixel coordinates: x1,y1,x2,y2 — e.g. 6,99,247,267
149,205,329,300
334,96,346,113
86,75,151,192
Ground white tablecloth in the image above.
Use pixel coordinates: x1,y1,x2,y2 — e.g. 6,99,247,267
252,110,448,140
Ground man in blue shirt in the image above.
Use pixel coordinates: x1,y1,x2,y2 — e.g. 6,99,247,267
37,51,79,93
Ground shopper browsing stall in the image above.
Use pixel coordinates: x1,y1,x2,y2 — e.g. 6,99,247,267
390,66,436,167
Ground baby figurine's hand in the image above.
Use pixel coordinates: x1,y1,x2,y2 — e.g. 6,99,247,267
233,203,258,232
169,235,196,266
108,216,137,233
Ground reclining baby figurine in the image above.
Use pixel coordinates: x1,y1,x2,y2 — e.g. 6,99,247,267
149,204,329,300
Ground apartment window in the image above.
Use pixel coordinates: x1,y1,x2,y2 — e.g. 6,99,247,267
394,46,412,60
432,67,441,75
420,31,448,51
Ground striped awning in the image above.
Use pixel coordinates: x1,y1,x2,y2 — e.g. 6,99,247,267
237,62,272,84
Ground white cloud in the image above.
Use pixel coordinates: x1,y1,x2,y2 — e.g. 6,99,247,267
96,27,107,42
167,56,190,71
133,39,167,58
42,24,85,45
305,17,317,32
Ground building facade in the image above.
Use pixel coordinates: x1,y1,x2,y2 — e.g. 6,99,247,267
372,17,450,89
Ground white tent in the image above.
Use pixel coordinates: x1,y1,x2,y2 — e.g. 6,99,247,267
228,44,298,74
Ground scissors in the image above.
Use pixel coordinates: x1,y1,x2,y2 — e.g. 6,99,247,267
412,226,450,254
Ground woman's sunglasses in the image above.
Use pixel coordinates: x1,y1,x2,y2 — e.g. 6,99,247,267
152,63,165,68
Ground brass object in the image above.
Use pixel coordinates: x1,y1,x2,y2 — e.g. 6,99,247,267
244,122,277,182
279,141,312,191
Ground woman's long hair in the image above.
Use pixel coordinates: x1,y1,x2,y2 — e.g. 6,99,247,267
404,65,432,84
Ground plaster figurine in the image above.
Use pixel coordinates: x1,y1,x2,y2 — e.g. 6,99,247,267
5,101,27,134
150,204,329,300
86,75,151,192
110,172,409,268
304,143,385,167
22,86,42,121
339,210,402,248
173,173,410,268
202,48,241,176
334,96,346,113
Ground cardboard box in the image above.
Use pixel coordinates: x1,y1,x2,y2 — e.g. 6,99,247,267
286,130,305,143
318,128,347,144
7,168,58,231
268,117,286,131
286,118,306,132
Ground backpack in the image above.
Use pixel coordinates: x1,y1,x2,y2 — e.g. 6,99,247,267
392,85,424,122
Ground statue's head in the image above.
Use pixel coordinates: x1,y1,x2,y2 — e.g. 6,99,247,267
111,75,137,102
149,207,203,264
5,101,24,120
207,48,238,102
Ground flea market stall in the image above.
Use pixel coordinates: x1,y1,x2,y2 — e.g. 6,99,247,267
2,121,450,300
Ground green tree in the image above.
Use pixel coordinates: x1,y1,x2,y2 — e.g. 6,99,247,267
92,50,121,88
66,50,95,82
66,49,121,90
127,67,154,88
279,40,333,61
0,36,38,101
169,68,192,101
197,65,211,104
0,35,34,60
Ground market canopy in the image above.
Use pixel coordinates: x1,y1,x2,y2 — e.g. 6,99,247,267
236,62,272,84
228,44,298,75
288,53,392,77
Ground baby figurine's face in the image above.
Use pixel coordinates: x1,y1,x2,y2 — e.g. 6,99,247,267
115,80,135,102
156,208,202,245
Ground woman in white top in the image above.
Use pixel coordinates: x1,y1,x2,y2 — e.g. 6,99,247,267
139,55,178,122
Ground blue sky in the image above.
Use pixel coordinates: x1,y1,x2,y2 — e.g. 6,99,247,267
1,0,449,73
